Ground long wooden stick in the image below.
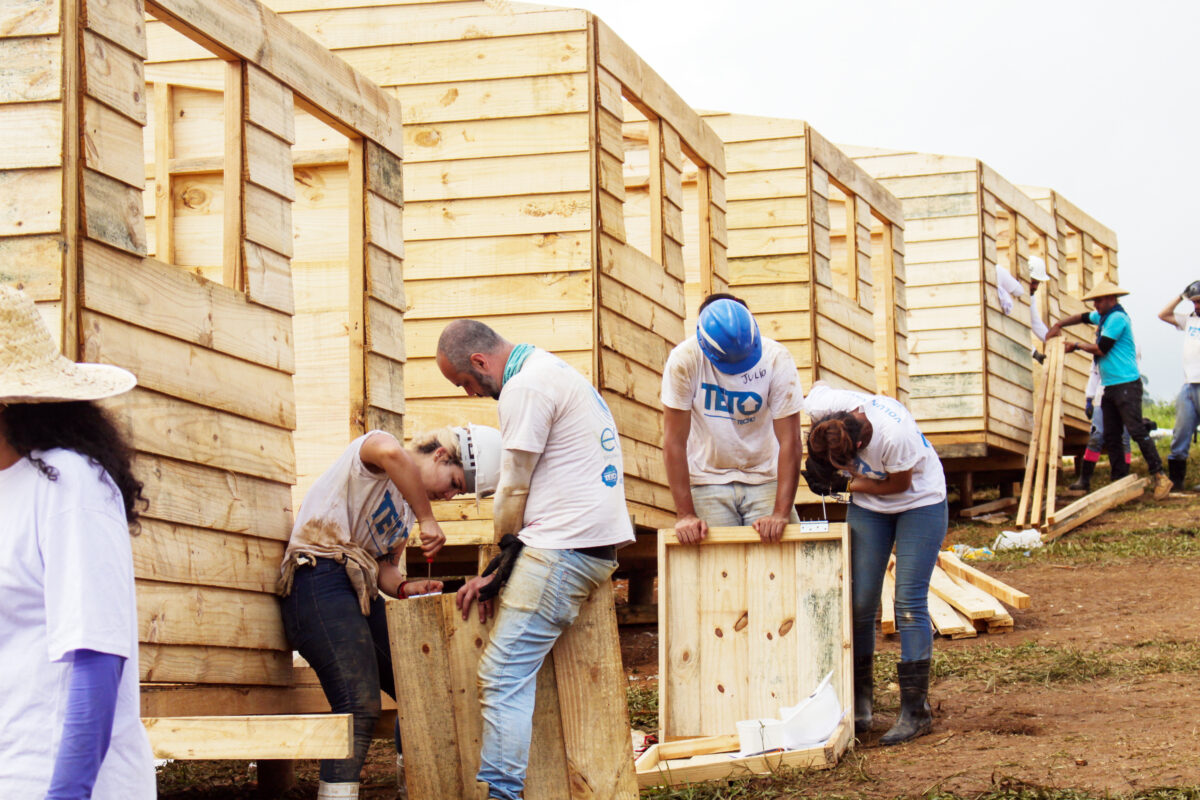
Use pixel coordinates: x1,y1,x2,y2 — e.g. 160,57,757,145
1029,342,1059,526
1016,343,1050,526
1045,338,1066,523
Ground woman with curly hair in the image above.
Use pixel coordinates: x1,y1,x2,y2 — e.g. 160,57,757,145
803,381,947,746
0,285,155,798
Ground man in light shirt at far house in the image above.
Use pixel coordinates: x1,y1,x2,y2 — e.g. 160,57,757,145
662,293,805,544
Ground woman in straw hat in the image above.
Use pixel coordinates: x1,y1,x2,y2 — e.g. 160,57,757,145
0,285,155,799
1047,279,1173,501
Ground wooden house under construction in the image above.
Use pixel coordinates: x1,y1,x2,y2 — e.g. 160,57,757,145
684,113,909,401
146,0,730,544
0,0,405,739
844,146,1092,476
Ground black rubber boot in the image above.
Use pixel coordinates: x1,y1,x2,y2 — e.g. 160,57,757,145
1169,459,1188,492
1067,459,1095,495
853,653,874,736
879,659,933,746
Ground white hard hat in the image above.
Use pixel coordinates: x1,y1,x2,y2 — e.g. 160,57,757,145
455,424,502,500
1028,256,1050,282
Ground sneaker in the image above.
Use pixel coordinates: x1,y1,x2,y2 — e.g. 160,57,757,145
1153,472,1172,501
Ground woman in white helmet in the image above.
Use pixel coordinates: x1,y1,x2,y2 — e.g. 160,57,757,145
278,423,502,799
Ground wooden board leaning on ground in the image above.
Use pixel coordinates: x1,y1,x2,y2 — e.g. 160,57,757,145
386,585,637,800
657,524,853,741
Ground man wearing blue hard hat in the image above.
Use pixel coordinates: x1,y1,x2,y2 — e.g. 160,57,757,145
661,294,805,543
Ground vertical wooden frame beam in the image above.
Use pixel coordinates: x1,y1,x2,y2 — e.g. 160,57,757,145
61,0,82,358
843,185,857,302
648,116,664,266
875,217,899,397
696,165,714,298
804,126,819,376
347,137,367,438
975,164,992,439
153,81,174,264
587,18,602,386
222,59,244,291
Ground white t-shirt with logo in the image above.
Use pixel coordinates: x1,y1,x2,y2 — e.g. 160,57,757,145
661,336,805,485
0,449,155,799
804,384,947,514
1174,311,1200,383
290,431,417,558
499,348,635,550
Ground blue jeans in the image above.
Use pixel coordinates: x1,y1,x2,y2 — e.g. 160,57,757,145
280,558,396,784
477,547,617,800
1171,383,1200,461
691,480,800,526
848,499,947,663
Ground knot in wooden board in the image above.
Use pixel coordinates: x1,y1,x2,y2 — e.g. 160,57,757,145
733,611,749,632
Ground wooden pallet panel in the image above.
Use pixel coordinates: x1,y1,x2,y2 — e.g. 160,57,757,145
659,524,852,739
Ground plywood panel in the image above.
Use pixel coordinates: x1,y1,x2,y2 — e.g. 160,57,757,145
659,525,851,739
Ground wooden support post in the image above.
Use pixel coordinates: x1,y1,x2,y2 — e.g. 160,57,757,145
1045,338,1066,524
347,137,367,437
61,0,82,359
153,82,175,264
222,60,245,291
256,760,296,798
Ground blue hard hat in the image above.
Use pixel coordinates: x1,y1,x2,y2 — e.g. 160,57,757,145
696,299,762,374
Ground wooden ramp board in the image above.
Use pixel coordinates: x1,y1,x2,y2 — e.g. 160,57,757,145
635,717,852,788
385,586,637,800
658,523,853,740
142,714,352,759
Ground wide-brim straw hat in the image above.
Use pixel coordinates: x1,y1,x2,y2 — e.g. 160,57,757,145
0,284,136,403
1082,280,1130,302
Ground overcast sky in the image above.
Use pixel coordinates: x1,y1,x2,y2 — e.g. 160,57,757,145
578,0,1199,400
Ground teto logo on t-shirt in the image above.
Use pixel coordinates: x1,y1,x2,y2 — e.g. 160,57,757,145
700,382,762,424
369,490,408,552
601,464,619,487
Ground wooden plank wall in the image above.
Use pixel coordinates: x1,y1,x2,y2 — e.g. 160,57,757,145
694,113,908,401
0,0,406,695
846,147,1053,458
0,0,67,349
213,1,728,531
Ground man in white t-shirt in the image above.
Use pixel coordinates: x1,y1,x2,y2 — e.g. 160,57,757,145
661,294,804,544
436,319,634,800
1158,280,1200,490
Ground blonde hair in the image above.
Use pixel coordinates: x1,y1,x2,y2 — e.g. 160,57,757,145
410,427,462,465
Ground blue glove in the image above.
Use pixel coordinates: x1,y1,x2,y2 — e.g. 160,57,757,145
46,650,125,800
1085,398,1094,419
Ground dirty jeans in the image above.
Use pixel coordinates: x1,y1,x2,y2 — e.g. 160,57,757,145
691,480,800,526
848,498,947,664
1170,383,1200,461
1100,379,1163,478
281,558,397,784
476,547,617,800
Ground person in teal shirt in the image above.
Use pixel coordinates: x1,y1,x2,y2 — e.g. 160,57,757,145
1047,280,1172,501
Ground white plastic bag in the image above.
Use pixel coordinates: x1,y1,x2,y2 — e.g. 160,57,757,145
993,529,1044,550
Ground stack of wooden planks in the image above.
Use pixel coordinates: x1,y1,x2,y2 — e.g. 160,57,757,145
1016,337,1067,529
1042,474,1147,542
881,551,1030,639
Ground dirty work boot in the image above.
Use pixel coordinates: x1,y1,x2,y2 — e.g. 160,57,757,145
1153,471,1173,501
853,653,874,736
879,659,933,746
1168,459,1188,492
1067,459,1095,495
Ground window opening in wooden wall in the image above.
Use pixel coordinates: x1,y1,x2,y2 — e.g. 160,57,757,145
619,99,658,264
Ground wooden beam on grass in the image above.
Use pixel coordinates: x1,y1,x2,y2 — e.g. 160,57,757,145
927,565,993,620
937,551,1030,609
1043,476,1146,542
143,714,353,759
959,496,1017,519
